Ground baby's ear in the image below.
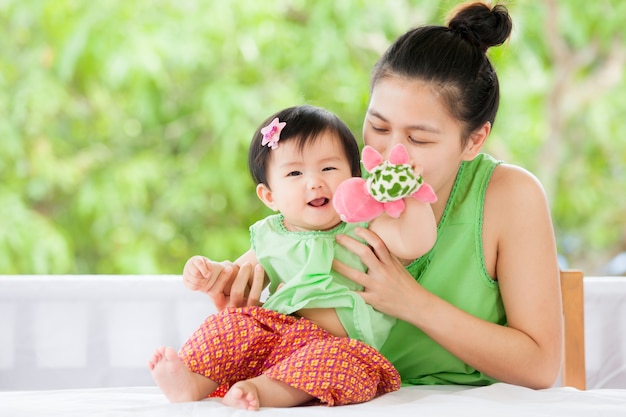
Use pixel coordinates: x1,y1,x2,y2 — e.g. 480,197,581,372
256,183,278,211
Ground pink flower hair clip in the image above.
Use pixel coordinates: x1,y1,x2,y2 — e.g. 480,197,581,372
260,117,286,150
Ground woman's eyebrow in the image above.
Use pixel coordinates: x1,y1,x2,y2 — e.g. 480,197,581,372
368,109,441,134
367,109,388,122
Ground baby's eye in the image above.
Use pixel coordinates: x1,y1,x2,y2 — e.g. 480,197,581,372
322,166,337,172
287,171,302,177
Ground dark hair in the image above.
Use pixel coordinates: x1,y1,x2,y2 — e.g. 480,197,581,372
371,1,512,145
248,105,361,187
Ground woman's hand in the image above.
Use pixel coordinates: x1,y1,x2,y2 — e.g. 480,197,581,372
220,262,266,310
333,227,423,321
182,256,265,311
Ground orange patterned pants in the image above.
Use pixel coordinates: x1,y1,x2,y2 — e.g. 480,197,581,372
178,306,400,406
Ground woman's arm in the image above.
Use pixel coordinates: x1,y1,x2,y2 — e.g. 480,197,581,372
334,166,562,389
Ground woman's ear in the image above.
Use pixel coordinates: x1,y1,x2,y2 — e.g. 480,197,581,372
462,121,490,161
256,183,278,211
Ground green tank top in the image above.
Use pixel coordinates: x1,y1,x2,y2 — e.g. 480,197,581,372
379,153,505,386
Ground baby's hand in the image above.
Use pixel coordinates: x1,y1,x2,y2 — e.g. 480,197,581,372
182,256,235,294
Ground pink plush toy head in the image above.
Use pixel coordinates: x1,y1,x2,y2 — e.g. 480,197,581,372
333,144,437,223
333,177,385,223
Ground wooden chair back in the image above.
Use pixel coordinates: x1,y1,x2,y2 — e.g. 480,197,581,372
560,269,586,390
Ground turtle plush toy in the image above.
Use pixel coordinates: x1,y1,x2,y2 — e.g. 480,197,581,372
333,144,437,223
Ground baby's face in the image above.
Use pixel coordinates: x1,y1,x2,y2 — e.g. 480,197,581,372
261,132,354,232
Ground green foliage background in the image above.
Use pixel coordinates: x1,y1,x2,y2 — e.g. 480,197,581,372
2,0,625,275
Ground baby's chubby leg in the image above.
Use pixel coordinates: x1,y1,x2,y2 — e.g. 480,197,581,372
148,346,218,402
222,374,314,410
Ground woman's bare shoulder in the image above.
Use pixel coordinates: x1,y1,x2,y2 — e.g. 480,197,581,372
488,163,548,204
483,164,558,285
483,163,553,254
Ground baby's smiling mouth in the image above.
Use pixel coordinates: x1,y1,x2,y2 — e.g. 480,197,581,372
308,197,329,207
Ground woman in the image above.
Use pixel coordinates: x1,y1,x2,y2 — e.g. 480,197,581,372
185,1,562,390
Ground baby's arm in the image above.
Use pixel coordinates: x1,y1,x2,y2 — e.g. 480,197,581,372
182,249,268,305
368,197,437,262
182,255,231,293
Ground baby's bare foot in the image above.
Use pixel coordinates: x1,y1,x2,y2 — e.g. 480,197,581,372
149,346,200,402
223,380,261,410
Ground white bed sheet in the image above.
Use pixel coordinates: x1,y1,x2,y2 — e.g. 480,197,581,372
1,383,626,417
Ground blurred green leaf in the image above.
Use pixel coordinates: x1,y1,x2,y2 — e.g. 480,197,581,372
1,0,625,274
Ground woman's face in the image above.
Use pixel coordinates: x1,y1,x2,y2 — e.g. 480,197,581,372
363,75,481,202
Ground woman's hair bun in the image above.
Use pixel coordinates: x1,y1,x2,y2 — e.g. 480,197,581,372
447,2,512,53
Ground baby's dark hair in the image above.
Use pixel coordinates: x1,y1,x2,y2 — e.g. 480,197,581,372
371,1,512,145
248,105,361,186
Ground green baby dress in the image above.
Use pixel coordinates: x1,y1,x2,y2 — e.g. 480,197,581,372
253,214,395,350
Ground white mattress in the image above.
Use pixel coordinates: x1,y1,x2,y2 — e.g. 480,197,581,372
2,384,626,417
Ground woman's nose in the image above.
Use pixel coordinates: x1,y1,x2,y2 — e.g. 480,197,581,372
374,133,404,161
